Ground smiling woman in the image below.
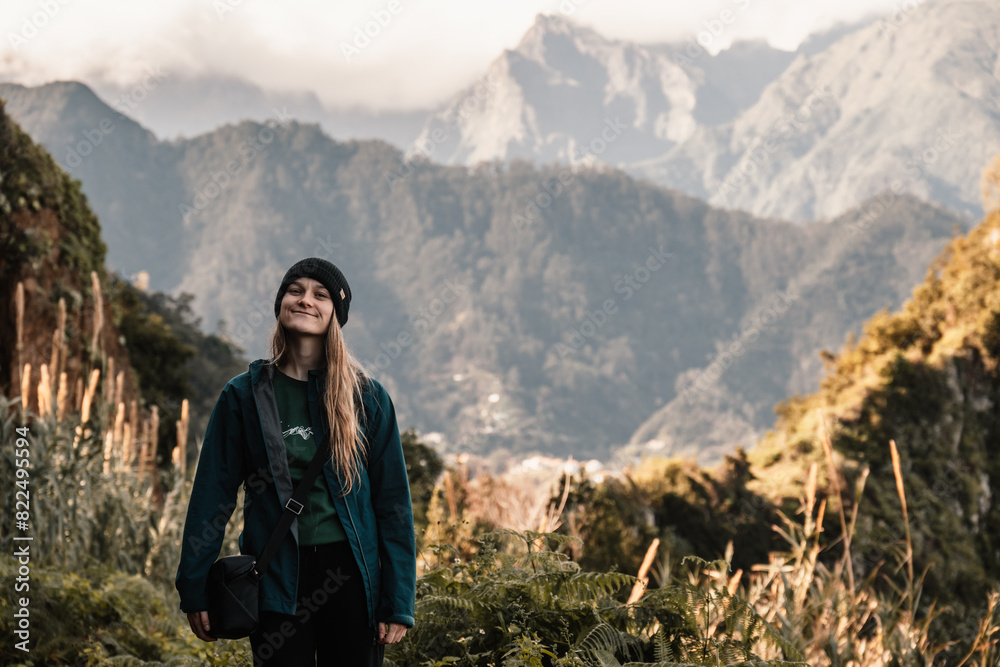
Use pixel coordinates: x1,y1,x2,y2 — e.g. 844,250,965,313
175,257,416,666
279,277,337,338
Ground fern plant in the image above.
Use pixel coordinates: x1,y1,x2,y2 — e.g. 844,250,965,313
386,531,806,667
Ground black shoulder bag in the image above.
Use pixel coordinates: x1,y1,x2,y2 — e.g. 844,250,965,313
206,444,329,639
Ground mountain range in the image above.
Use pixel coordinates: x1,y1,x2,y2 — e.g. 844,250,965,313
417,0,1000,222
85,73,430,148
0,79,967,462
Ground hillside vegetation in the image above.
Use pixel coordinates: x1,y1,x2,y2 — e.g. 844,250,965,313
542,153,1000,654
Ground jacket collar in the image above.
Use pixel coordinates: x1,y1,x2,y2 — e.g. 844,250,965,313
249,358,326,385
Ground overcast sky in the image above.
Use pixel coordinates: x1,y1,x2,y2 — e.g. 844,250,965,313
2,0,906,110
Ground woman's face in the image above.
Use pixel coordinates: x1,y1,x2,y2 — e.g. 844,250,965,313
279,277,336,338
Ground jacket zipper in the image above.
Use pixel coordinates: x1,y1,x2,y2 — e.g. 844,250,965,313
344,498,376,630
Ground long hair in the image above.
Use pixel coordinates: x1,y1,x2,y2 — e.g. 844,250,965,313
268,317,369,494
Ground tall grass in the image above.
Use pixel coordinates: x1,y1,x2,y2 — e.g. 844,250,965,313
0,279,212,590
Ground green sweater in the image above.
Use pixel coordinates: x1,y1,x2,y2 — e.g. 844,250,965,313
272,369,347,545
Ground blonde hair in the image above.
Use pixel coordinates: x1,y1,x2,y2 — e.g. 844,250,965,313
268,317,369,494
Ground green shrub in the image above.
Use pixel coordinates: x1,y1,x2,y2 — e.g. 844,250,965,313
387,530,804,667
0,554,251,666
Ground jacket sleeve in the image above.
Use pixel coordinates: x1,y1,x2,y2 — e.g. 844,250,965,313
366,381,417,628
175,381,248,612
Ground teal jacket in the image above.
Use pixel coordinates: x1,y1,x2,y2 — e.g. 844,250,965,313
175,360,416,628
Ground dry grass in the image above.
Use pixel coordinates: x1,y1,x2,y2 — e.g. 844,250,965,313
2,280,196,590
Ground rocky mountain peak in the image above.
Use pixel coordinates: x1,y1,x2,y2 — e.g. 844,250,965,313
412,13,698,168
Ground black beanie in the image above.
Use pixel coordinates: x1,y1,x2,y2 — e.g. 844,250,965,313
273,258,352,328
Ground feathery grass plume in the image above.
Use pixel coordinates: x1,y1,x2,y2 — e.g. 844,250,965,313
150,405,163,507
38,363,51,417
90,271,104,361
138,436,149,483
890,439,915,611
104,357,115,406
75,369,100,454
818,408,854,597
14,281,23,390
175,398,189,478
112,402,125,473
80,368,100,425
20,362,31,411
56,371,68,422
113,370,124,408
121,422,133,470
627,538,660,604
113,401,125,448
150,405,159,455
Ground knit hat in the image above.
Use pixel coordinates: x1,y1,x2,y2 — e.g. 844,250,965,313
273,258,352,328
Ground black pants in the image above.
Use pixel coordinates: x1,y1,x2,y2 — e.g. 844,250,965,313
250,541,384,666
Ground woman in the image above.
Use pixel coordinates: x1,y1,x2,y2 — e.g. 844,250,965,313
175,257,416,666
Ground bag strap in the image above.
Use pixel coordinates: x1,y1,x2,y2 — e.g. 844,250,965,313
253,443,330,578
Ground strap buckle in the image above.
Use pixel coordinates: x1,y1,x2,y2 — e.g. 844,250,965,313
285,498,305,515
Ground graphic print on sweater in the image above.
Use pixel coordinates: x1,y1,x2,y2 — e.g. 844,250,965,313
272,369,347,544
282,425,313,441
